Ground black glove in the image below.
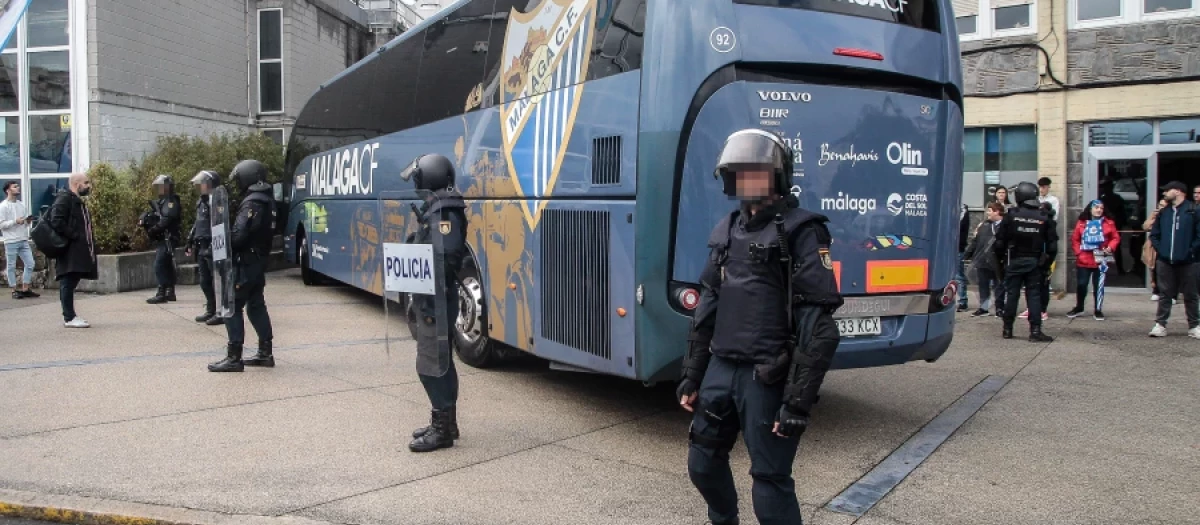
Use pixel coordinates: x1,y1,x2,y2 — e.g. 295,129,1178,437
775,405,809,438
676,378,699,403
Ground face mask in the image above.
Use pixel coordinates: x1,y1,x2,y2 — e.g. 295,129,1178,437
78,187,91,197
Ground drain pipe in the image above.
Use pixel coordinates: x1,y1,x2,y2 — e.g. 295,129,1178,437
245,0,254,125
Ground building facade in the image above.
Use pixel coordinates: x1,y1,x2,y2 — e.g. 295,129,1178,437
956,0,1200,291
1,0,375,215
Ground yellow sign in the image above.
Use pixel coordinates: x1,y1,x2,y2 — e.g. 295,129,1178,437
60,114,71,130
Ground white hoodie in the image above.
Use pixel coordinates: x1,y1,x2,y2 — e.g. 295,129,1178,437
0,198,31,244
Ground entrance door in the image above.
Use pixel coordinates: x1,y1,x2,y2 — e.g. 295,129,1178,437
1085,149,1157,289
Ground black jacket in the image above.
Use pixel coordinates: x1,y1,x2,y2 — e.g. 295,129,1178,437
48,189,98,280
147,194,181,243
231,190,275,263
958,205,970,253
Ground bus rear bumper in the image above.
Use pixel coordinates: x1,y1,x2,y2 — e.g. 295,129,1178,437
830,308,954,370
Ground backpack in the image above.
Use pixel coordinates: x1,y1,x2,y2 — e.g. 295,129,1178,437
30,204,68,258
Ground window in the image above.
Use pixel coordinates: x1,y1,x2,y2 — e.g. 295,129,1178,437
1160,119,1200,144
262,128,284,145
1071,0,1196,28
1088,121,1154,146
412,0,493,126
258,9,283,114
736,0,942,31
956,0,1036,39
962,126,1038,207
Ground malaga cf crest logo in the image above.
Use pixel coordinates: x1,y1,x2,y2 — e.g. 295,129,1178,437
500,0,596,228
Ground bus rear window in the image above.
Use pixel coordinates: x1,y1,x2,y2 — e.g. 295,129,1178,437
734,0,941,32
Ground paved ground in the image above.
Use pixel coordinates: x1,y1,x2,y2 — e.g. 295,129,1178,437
0,270,1197,525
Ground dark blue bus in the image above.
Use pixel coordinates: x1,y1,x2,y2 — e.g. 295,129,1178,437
282,0,965,383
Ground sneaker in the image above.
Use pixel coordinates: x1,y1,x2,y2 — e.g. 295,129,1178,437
1093,310,1105,321
64,317,90,328
1149,324,1167,337
1019,309,1029,319
971,308,989,317
1041,312,1049,321
957,304,969,312
1189,327,1200,340
20,289,39,298
1066,307,1084,318
995,310,1003,318
1151,294,1161,301
11,291,22,299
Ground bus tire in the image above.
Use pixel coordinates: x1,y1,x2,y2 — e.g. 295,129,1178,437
298,230,322,286
453,262,502,369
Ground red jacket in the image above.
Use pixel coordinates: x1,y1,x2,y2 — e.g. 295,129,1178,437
1072,217,1120,269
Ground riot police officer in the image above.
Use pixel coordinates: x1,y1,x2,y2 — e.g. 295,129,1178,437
208,160,276,373
402,153,468,453
993,181,1057,342
142,174,181,304
677,129,843,525
186,170,224,325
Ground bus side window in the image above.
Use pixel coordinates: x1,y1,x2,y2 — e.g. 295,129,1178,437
588,0,647,81
412,0,495,126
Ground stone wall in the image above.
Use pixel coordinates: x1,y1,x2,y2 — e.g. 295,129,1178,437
960,35,1041,96
1067,19,1200,85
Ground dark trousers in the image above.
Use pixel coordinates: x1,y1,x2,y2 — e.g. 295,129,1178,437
198,252,215,313
977,268,1004,312
417,289,460,409
224,263,273,346
154,240,176,288
59,273,81,322
688,355,802,525
1075,267,1104,311
1155,261,1199,328
1003,258,1044,328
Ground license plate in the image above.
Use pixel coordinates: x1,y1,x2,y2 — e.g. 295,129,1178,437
836,317,882,337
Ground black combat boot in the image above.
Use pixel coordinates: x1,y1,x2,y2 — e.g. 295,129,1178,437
243,339,274,367
165,286,177,302
207,344,244,372
146,287,168,304
408,409,455,452
1029,326,1054,343
412,405,459,440
1002,320,1014,339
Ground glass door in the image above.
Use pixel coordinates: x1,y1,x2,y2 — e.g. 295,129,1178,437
1085,149,1158,289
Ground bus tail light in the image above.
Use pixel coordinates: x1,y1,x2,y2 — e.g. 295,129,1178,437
676,287,701,311
930,281,958,312
834,47,884,61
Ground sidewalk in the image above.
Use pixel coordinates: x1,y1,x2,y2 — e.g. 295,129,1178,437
0,271,1196,525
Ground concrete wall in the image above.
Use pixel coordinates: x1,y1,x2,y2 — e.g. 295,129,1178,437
276,1,370,127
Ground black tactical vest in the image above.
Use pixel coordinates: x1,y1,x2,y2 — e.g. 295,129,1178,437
1004,206,1051,259
706,203,842,364
194,195,212,240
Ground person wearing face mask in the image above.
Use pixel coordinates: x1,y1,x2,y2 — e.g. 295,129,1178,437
677,129,842,525
48,172,97,328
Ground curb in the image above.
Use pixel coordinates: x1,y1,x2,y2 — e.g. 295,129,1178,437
0,489,338,525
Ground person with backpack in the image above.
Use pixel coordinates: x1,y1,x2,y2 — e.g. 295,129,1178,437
1149,181,1200,338
1067,200,1119,320
47,173,97,328
965,202,1005,317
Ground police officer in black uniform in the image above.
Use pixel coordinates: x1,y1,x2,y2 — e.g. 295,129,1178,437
142,174,181,304
993,181,1057,342
186,170,224,325
677,129,843,525
208,160,276,373
403,153,468,453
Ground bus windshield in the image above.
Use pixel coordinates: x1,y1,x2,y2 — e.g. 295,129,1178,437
733,0,942,31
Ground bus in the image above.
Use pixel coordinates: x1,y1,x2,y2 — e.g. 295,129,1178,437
281,0,965,384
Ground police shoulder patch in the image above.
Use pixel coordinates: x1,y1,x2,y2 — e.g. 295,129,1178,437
439,220,452,235
819,247,833,270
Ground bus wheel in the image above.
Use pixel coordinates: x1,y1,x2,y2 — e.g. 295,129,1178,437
298,231,321,286
454,262,501,368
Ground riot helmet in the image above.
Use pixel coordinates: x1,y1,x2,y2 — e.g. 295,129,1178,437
190,170,221,195
230,159,268,192
152,174,175,196
400,154,456,191
1014,181,1040,209
713,129,793,200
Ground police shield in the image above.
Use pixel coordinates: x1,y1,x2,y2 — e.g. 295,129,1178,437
379,190,452,377
210,186,235,318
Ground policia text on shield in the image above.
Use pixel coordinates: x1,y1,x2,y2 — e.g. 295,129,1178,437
677,129,843,525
